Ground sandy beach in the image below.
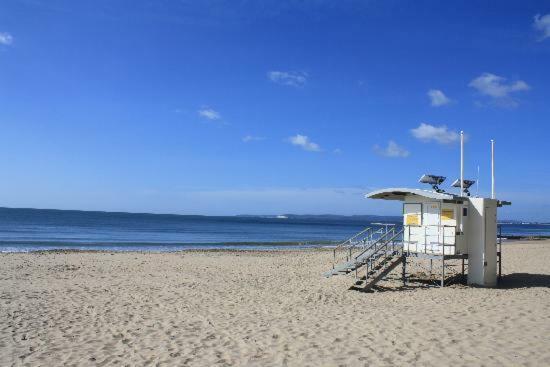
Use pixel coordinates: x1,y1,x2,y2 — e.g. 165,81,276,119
1,241,549,366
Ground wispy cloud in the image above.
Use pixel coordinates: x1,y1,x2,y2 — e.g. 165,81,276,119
0,32,13,45
268,71,308,87
242,135,265,142
469,73,529,108
198,107,221,121
427,89,451,106
411,123,460,145
469,73,529,98
534,13,550,41
374,140,410,158
287,134,321,152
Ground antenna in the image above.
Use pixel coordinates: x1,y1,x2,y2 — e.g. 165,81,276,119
476,165,480,197
419,174,446,193
491,139,495,199
460,131,464,197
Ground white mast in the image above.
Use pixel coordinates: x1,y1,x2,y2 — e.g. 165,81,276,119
460,131,464,197
491,139,495,199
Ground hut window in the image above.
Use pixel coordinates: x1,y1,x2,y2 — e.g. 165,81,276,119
403,203,422,226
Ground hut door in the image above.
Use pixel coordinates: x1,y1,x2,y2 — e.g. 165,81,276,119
403,203,422,252
423,202,441,252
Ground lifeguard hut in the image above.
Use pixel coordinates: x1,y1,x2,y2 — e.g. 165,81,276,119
324,134,509,290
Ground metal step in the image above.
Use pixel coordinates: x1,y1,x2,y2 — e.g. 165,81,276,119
352,256,404,291
323,249,395,278
324,227,404,279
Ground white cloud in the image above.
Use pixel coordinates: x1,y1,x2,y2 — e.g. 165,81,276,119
242,135,264,142
268,71,308,87
287,134,321,152
469,73,529,101
534,13,550,40
0,32,13,45
374,140,410,158
411,123,460,145
198,108,221,121
333,148,342,154
427,89,451,106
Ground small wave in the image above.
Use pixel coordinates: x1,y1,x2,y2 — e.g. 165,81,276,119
0,240,338,253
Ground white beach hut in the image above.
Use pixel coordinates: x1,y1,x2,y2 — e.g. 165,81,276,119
325,135,509,289
366,187,502,287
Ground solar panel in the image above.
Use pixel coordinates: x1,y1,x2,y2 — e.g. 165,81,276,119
451,179,476,196
419,174,446,185
451,179,475,189
419,174,446,193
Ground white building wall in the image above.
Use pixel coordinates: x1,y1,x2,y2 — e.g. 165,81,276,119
402,196,460,255
467,198,498,286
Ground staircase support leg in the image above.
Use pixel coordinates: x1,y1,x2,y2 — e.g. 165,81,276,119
402,255,406,286
429,259,433,277
441,256,445,288
498,251,502,283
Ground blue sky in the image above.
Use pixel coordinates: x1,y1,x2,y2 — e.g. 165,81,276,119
1,1,549,220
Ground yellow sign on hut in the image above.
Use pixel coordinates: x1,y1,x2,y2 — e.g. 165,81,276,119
405,214,420,226
441,209,454,221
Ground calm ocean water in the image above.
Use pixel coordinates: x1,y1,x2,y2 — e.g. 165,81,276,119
0,208,548,252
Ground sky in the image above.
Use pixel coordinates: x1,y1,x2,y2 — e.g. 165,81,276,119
0,0,549,220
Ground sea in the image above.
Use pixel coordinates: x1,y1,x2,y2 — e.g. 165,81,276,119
0,208,548,253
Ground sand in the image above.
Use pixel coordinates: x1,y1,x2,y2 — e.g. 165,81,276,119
1,241,549,367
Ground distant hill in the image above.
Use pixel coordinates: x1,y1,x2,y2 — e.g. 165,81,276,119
0,207,540,224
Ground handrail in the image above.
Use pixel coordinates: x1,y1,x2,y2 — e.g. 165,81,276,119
326,227,404,278
352,228,404,280
403,225,456,243
355,227,394,256
405,224,456,226
332,225,399,269
344,227,389,260
344,227,372,243
332,227,373,268
354,227,403,261
403,224,457,255
331,227,372,253
372,229,404,259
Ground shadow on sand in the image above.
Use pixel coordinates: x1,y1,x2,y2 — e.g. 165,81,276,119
497,273,550,289
350,273,550,292
349,274,467,292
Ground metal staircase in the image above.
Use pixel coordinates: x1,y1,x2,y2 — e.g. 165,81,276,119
324,227,404,291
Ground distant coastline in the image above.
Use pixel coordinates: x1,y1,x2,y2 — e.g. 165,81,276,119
1,206,547,225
